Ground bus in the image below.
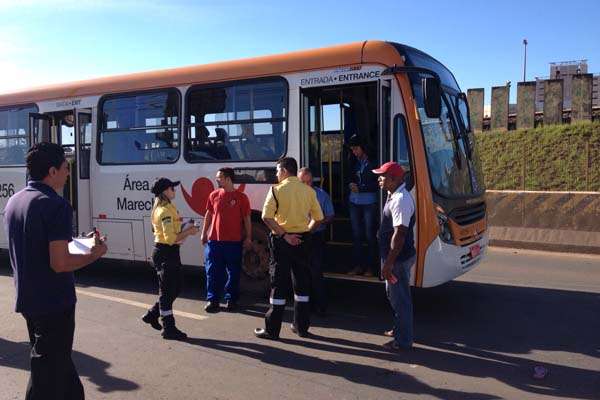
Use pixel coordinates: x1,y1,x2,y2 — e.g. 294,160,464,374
0,40,487,288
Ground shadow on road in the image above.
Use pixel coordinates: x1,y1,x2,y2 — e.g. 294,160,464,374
2,256,599,398
185,337,500,400
0,337,139,393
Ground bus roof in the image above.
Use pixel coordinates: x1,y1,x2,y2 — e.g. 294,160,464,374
0,40,403,107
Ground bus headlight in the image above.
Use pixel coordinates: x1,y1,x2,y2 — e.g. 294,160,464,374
436,208,454,243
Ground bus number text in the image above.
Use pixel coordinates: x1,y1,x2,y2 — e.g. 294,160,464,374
0,183,15,198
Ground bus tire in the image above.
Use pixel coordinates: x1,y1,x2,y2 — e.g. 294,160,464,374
241,223,270,294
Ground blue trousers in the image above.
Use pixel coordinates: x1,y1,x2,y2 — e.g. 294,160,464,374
385,255,416,348
205,241,243,303
349,202,379,272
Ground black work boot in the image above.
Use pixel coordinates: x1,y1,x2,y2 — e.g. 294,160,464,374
161,315,187,340
142,310,162,331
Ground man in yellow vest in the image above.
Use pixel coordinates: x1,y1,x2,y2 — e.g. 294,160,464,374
254,157,324,340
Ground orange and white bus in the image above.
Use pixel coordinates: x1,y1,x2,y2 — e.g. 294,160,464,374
0,40,487,288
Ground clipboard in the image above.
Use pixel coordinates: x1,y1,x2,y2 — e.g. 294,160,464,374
68,237,96,255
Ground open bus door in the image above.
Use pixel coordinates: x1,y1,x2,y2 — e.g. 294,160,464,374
29,113,51,145
75,109,92,236
301,82,380,275
27,113,52,185
29,111,81,234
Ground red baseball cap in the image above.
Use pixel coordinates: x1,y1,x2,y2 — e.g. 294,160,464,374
372,161,405,178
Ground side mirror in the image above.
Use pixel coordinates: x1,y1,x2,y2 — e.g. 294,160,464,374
422,77,441,118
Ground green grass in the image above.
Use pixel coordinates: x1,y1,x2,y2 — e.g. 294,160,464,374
475,121,600,191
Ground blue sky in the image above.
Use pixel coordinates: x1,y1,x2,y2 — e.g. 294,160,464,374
1,0,599,104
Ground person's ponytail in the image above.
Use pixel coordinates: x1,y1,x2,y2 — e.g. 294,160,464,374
151,193,170,222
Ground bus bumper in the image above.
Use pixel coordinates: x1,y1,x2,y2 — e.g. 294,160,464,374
420,232,489,288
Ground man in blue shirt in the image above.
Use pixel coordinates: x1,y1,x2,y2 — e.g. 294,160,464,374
4,142,107,399
347,134,379,277
298,167,334,315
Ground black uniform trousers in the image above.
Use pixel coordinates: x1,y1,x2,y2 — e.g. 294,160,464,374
147,243,183,328
23,305,84,400
309,231,327,312
265,233,312,337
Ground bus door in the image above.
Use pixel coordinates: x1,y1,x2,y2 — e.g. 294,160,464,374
301,82,380,273
75,109,93,235
29,111,80,233
378,79,392,209
29,113,52,145
379,79,391,169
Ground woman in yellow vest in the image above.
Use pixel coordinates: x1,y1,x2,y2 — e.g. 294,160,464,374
142,177,199,340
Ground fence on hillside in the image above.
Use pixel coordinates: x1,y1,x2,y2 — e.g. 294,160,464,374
468,74,600,132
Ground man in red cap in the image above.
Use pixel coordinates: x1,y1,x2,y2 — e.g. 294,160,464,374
372,161,416,351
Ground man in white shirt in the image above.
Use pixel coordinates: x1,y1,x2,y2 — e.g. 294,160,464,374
372,161,416,351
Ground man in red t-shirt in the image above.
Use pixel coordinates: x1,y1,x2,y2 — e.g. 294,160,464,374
201,167,252,312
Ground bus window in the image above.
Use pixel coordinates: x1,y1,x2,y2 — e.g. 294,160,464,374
98,89,180,165
322,104,341,131
394,114,411,169
0,105,37,166
59,114,75,157
185,78,287,162
394,114,413,190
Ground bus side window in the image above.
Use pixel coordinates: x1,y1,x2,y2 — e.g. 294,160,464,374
394,114,413,190
98,90,180,165
185,78,287,163
0,105,37,166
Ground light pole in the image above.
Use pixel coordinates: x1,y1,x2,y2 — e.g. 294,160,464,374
522,39,528,82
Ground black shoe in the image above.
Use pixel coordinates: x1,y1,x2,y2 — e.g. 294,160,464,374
204,301,220,313
254,328,278,340
142,313,162,331
290,324,309,338
162,326,188,341
225,300,237,312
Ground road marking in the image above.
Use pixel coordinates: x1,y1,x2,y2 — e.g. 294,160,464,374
76,288,208,321
489,246,600,260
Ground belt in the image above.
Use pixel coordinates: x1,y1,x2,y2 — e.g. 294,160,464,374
269,232,311,240
154,243,180,249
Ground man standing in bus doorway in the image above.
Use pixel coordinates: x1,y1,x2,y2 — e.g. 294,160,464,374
298,167,335,316
4,142,108,400
372,161,417,351
347,134,379,277
254,157,324,340
201,167,252,313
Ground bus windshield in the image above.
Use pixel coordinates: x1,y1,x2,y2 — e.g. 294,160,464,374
412,78,484,198
447,92,486,196
397,44,486,198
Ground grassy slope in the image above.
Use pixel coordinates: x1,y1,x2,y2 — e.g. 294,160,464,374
475,122,600,191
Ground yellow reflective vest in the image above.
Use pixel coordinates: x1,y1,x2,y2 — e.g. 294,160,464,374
152,202,181,245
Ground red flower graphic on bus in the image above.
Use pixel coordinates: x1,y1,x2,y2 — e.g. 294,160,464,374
181,177,246,216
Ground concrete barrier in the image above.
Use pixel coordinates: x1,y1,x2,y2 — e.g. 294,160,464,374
467,88,484,132
517,82,536,129
543,79,564,125
486,190,600,254
491,86,509,131
572,74,594,122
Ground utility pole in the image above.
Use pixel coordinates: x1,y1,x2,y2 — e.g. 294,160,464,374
522,39,528,82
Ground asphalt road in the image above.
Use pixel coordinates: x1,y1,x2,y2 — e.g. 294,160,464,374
1,247,599,400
